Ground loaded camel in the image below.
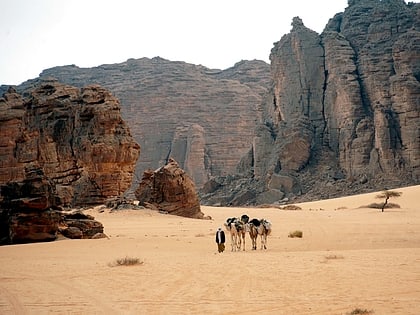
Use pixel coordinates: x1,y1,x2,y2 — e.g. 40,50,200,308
224,215,250,251
249,218,272,250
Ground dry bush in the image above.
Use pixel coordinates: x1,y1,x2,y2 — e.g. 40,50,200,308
325,254,344,260
347,308,373,315
335,206,348,210
288,230,303,238
257,204,280,209
109,256,143,267
195,233,205,237
281,204,302,210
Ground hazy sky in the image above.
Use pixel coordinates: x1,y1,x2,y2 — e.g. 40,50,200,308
0,0,415,85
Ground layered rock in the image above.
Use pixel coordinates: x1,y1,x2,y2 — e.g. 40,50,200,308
201,0,419,205
135,158,204,219
0,166,60,244
1,0,418,207
4,58,270,188
0,80,140,206
59,211,105,239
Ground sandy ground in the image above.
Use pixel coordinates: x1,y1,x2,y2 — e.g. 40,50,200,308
1,185,420,315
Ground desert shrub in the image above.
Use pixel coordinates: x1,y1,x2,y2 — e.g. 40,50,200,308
364,202,400,209
109,256,143,267
325,254,344,260
335,206,348,210
257,204,279,208
195,233,205,237
288,230,303,238
281,204,302,210
347,308,373,315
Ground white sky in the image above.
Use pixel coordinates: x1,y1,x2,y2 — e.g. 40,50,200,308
0,0,416,85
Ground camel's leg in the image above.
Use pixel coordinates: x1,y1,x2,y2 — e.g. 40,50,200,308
230,231,236,252
261,234,267,250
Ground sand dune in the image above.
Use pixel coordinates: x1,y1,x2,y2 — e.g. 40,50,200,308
1,185,419,314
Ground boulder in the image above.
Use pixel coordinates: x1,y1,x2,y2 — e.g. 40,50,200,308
0,166,60,244
135,158,204,219
59,210,104,239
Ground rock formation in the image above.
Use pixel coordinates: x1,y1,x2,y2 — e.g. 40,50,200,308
0,166,106,245
201,0,420,205
135,158,205,219
2,58,270,189
0,79,140,206
59,211,105,239
0,166,60,244
1,0,418,206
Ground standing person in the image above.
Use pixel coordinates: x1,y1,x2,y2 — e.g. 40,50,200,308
215,227,225,253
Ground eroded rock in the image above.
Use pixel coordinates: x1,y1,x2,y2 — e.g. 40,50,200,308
135,158,204,219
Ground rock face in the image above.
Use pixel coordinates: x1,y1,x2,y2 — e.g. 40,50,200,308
0,166,60,244
135,158,204,219
0,166,106,244
1,0,418,206
201,0,420,205
4,58,270,188
0,80,140,206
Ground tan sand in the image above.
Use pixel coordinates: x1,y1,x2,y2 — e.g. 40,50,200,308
1,185,419,315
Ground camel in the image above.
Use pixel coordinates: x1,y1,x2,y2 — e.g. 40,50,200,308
224,217,239,251
249,218,272,250
224,215,250,251
235,214,250,251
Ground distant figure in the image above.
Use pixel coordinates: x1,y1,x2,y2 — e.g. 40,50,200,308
215,227,225,253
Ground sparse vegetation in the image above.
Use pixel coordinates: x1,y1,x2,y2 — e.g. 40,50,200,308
364,202,400,209
281,204,302,210
288,230,303,238
347,308,373,315
109,256,143,267
375,190,402,212
335,206,348,210
325,254,344,260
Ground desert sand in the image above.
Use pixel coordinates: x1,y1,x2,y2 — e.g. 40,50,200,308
1,185,419,315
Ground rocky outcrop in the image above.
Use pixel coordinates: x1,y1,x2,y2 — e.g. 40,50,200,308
1,0,418,206
0,166,60,244
0,80,140,206
201,0,419,205
0,165,106,244
3,58,270,189
135,158,205,219
59,211,105,239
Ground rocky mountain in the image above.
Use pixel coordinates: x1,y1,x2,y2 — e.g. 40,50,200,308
0,80,140,206
1,0,418,206
6,58,270,189
202,0,420,205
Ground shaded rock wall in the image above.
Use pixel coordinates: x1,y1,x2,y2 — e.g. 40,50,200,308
5,58,270,188
201,0,419,205
0,80,140,206
258,0,419,182
0,166,60,244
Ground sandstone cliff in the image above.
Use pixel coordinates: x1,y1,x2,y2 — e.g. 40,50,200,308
8,58,270,189
0,80,140,206
201,0,420,205
1,0,418,206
